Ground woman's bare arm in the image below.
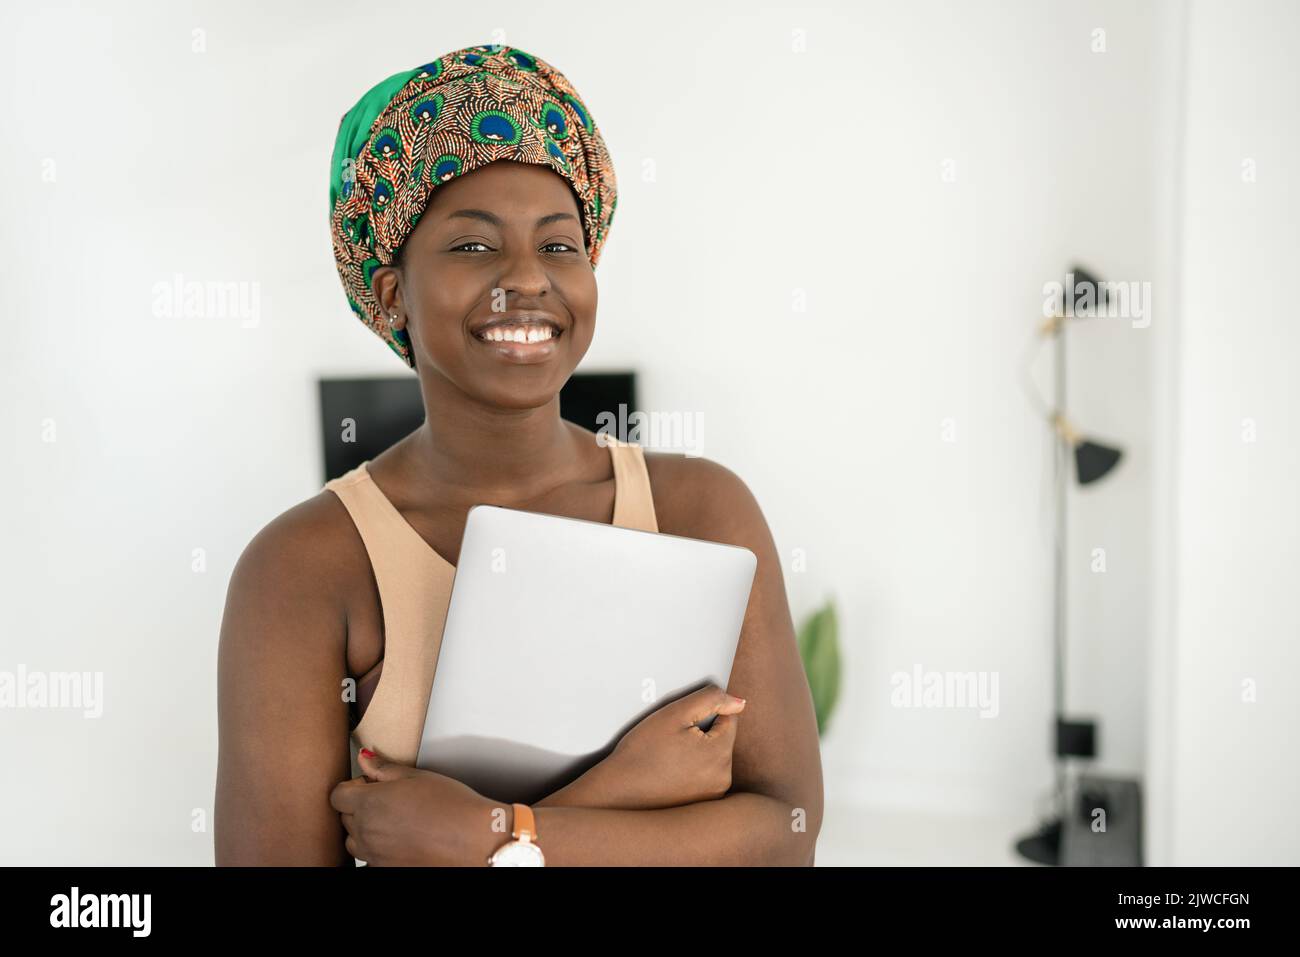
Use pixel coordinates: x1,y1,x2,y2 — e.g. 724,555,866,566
219,459,822,866
214,497,355,866
513,457,825,864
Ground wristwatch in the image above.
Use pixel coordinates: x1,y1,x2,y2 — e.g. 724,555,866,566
487,803,545,867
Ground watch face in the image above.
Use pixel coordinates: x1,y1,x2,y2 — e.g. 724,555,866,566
490,840,545,867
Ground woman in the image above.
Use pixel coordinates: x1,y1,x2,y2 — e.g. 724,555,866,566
214,44,823,866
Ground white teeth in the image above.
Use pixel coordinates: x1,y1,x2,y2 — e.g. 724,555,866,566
478,324,556,343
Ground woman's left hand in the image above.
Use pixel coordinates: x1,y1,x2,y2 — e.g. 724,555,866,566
329,749,497,866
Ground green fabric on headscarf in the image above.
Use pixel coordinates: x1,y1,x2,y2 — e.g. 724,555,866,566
328,67,423,214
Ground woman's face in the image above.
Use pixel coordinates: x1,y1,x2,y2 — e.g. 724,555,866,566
373,160,597,411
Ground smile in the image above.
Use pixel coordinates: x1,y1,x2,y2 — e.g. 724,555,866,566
474,324,559,343
470,321,564,364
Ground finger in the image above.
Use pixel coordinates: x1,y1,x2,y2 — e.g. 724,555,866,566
679,685,746,729
339,812,355,833
701,710,740,741
689,708,740,739
357,746,415,782
345,834,363,861
330,778,365,813
674,683,726,721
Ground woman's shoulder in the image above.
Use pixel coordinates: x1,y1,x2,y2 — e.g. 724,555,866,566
223,487,370,633
640,450,775,551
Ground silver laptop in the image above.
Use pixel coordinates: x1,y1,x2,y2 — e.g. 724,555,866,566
414,503,757,805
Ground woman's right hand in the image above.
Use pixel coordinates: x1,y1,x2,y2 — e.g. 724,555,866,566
542,684,747,811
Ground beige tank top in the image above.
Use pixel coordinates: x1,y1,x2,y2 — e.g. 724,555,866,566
323,436,659,770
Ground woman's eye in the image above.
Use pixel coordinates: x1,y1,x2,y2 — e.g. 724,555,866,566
449,241,577,254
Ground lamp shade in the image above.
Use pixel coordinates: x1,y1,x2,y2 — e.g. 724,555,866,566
1075,440,1123,485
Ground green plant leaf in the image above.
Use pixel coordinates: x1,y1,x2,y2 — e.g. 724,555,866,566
798,599,841,736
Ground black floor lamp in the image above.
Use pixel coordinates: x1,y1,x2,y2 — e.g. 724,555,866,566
1014,266,1125,865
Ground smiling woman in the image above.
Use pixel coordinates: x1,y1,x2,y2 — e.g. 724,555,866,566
213,43,824,867
327,44,617,370
396,201,575,359
373,161,597,400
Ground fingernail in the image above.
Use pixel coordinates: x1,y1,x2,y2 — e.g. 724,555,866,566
360,748,375,758
730,695,746,706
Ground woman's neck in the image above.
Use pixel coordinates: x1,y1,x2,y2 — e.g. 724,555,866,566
401,393,587,502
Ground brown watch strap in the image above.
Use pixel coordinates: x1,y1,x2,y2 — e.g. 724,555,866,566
512,803,537,842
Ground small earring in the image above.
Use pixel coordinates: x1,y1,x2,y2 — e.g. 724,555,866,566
388,313,398,326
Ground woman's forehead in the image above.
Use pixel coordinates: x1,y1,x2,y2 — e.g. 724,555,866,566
419,161,584,225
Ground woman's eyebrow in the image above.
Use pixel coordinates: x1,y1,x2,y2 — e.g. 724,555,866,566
446,209,579,228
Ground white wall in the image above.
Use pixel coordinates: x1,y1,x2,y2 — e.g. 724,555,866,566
1147,0,1300,865
1,0,1183,863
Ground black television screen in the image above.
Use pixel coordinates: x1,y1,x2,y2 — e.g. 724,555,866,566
318,371,637,483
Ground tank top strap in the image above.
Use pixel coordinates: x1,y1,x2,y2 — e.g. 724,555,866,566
323,463,447,586
605,437,660,533
323,462,452,765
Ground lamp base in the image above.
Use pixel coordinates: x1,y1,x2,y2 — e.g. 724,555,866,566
1013,818,1061,866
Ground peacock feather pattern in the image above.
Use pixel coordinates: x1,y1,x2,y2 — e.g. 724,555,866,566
329,44,618,368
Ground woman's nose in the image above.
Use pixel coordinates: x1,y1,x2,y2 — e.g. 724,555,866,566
494,245,553,298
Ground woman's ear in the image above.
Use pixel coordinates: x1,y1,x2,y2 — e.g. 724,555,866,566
370,265,403,326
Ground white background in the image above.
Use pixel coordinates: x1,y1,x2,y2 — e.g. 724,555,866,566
1,0,1295,865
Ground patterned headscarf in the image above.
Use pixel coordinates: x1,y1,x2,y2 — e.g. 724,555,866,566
329,44,618,368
